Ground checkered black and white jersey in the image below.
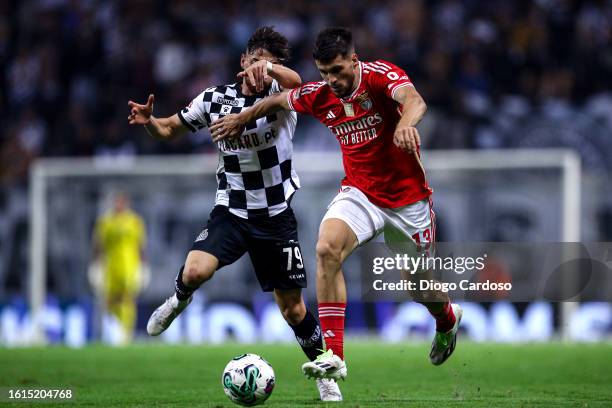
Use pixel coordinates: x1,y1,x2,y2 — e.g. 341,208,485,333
178,80,300,219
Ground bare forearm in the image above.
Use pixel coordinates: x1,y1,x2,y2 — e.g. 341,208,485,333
239,92,289,123
268,63,301,89
392,87,427,153
144,116,172,139
210,91,290,141
144,114,187,140
393,86,427,127
399,93,427,127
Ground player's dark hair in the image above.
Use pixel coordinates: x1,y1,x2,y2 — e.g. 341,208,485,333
313,27,354,63
247,26,290,62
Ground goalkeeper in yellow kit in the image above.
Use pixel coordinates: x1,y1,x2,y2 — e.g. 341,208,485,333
92,192,147,343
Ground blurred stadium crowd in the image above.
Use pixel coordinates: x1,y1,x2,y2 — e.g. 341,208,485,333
1,0,612,189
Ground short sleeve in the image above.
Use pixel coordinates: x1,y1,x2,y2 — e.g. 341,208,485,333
364,60,414,101
286,82,322,116
177,88,214,132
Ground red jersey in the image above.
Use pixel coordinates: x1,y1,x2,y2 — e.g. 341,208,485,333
287,60,432,208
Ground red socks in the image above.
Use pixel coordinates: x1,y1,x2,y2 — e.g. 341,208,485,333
318,302,346,360
317,301,454,359
429,301,456,333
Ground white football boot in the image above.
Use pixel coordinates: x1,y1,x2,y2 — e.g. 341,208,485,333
146,294,192,336
316,378,343,401
302,349,347,381
430,303,463,365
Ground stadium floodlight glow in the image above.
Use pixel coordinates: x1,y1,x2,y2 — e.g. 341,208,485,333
28,149,581,344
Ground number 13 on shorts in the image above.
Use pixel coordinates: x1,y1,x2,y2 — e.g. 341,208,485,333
412,228,433,254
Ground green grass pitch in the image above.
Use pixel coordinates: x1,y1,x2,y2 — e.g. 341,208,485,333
1,342,611,407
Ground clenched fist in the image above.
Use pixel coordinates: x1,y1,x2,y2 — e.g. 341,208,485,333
393,125,421,153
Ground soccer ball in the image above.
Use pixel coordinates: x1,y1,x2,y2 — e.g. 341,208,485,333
222,353,275,406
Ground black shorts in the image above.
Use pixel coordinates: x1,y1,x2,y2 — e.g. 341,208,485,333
191,205,307,292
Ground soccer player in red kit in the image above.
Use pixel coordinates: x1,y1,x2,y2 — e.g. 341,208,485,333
211,27,462,383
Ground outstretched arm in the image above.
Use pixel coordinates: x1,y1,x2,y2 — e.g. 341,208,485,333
238,60,301,92
391,86,427,154
128,94,189,140
210,90,291,142
266,62,301,89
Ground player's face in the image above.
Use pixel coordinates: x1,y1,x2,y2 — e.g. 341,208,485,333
315,53,359,98
240,48,279,91
113,194,129,212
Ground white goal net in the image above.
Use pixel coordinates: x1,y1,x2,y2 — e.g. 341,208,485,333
27,149,581,344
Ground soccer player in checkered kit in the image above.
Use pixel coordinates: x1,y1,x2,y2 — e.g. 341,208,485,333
128,27,342,401
211,27,463,384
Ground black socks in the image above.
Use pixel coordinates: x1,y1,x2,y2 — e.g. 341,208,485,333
174,266,197,301
290,309,323,361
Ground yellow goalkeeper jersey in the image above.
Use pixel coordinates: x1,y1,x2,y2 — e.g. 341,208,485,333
95,210,146,282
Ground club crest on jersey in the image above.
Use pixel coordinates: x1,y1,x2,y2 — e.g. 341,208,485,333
355,92,372,111
360,99,372,111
